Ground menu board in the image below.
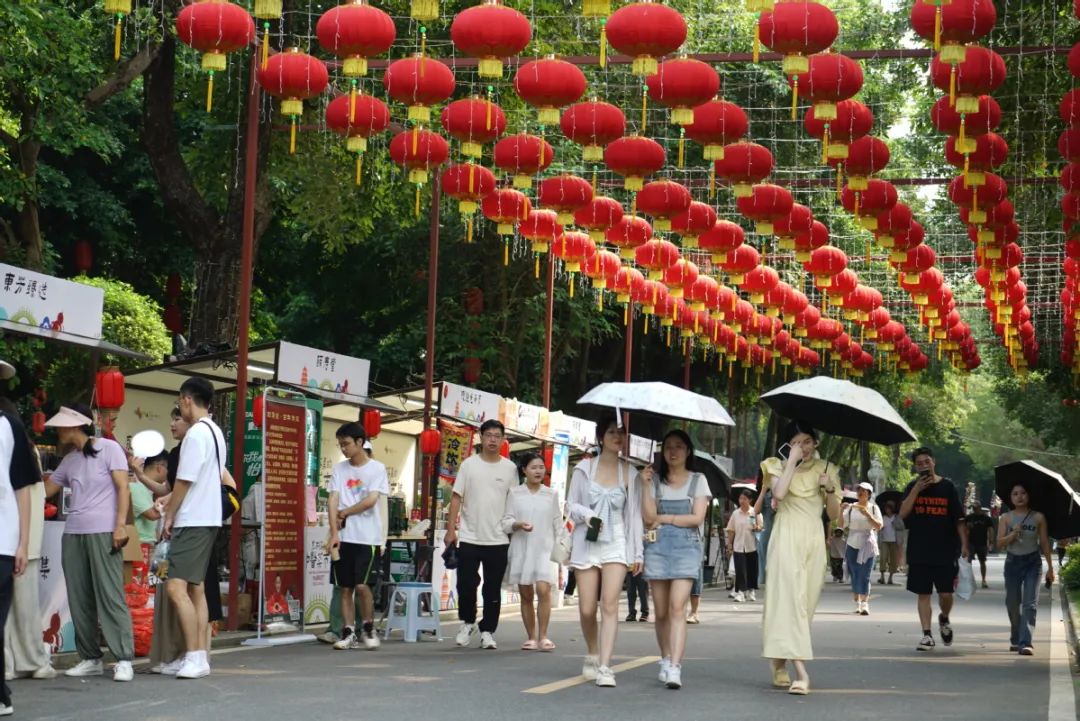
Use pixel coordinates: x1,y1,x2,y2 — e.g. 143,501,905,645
260,397,307,627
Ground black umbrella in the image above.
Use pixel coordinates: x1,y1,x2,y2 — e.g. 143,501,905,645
994,460,1080,539
729,482,759,504
876,490,904,511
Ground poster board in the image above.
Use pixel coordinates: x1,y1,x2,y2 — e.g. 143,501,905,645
0,262,104,339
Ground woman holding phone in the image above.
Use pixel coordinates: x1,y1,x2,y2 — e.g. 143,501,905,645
758,421,840,695
997,482,1055,655
640,430,710,690
567,416,644,687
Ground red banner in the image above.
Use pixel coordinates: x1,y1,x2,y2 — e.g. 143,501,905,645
261,398,306,626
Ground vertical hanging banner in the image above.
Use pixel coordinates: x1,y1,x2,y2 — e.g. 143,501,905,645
260,395,307,627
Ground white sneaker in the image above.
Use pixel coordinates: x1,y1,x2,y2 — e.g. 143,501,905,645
175,658,210,679
665,664,682,689
479,631,497,649
595,665,616,687
455,623,477,647
33,665,57,679
658,657,671,683
0,703,12,717
748,590,756,602
333,631,359,650
733,591,745,603
113,661,134,682
362,629,381,650
65,659,104,677
728,590,736,598
160,657,185,676
582,655,599,680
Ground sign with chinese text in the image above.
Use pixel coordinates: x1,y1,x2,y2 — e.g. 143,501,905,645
277,341,370,398
0,263,103,339
303,526,333,625
549,413,597,449
440,382,500,424
260,397,307,627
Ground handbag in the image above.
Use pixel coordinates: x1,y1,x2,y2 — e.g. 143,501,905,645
550,520,572,564
201,419,239,522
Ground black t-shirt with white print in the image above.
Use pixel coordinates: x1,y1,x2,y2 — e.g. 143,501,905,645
902,476,964,566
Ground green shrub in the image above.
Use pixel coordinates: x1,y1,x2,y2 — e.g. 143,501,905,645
1061,543,1080,590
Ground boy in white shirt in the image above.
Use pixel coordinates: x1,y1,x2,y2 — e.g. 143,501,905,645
328,423,389,651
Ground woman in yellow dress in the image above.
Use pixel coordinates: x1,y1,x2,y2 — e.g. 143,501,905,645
757,422,840,695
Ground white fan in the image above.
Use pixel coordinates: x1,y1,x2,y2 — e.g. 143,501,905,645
130,430,166,459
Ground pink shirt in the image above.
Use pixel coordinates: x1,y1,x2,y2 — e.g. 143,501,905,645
51,438,128,535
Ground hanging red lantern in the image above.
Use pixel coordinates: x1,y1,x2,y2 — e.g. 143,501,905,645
612,266,647,307
419,428,442,456
930,46,1006,112
449,0,533,79
463,358,482,385
514,56,588,125
325,93,391,185
931,95,1002,152
805,245,847,288
635,239,682,281
176,1,254,113
363,408,382,439
945,132,1007,188
684,100,748,161
31,411,46,436
789,52,864,121
383,52,456,121
538,174,594,225
910,0,996,63
604,136,667,191
1059,128,1080,163
258,48,329,154
635,180,692,231
575,196,624,242
520,210,564,277
714,141,774,197
735,183,794,235
889,222,926,262
165,273,182,299
582,249,623,292
661,260,699,299
441,163,497,242
645,57,720,126
482,188,531,237
74,240,93,274
804,99,873,162
493,133,554,189
499,439,512,458
740,266,780,305
163,304,184,334
440,97,507,159
316,0,395,81
388,129,449,186
670,202,718,249
553,231,598,297
840,179,897,229
698,219,745,264
759,1,838,74
606,215,654,259
840,135,890,190
893,244,938,283
874,203,914,248
686,275,720,313
718,244,760,285
604,1,688,76
948,172,1009,220
561,99,627,163
95,367,125,410
773,203,814,249
793,219,829,262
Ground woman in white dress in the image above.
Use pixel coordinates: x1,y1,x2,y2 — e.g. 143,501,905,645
567,417,644,688
501,452,562,651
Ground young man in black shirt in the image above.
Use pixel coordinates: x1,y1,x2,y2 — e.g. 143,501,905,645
965,506,994,589
899,446,969,651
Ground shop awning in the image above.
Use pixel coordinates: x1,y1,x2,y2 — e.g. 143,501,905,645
0,319,151,360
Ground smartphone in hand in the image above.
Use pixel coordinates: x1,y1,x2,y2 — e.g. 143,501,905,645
777,443,791,461
585,516,603,542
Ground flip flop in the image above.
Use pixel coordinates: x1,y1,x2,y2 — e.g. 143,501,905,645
771,663,791,687
521,640,538,651
788,679,810,695
539,638,556,651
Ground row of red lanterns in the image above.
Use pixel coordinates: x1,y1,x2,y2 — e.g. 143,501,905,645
1058,8,1080,378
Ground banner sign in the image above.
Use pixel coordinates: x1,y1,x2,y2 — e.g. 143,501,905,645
303,526,333,625
277,341,370,398
436,418,474,485
260,397,307,627
39,521,75,653
0,263,103,339
440,382,500,424
549,412,597,449
503,399,547,437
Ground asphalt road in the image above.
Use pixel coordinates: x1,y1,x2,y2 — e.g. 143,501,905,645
12,556,1079,721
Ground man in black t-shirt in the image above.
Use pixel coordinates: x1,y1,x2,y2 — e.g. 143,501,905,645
965,506,994,589
899,446,970,652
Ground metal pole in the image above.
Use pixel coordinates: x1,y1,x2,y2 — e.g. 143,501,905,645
683,342,692,390
423,181,441,524
542,251,555,408
622,305,633,433
226,50,260,632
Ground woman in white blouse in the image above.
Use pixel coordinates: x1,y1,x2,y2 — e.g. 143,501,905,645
566,417,644,688
840,482,883,615
725,488,763,602
501,452,562,651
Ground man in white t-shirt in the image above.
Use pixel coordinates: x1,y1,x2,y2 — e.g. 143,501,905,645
163,378,224,680
444,420,516,650
328,423,389,651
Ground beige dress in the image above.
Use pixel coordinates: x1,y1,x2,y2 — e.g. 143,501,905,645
760,456,839,661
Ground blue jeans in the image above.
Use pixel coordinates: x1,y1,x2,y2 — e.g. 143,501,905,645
846,546,874,596
1004,551,1042,649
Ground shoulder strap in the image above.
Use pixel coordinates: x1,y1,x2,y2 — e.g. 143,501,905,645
199,419,224,475
688,472,701,499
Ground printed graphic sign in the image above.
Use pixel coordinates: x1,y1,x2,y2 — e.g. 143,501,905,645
277,341,370,398
440,382,500,424
260,397,307,626
39,521,75,653
0,263,103,339
303,526,333,625
437,419,475,485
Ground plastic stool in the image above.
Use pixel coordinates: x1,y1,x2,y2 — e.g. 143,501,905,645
382,582,442,643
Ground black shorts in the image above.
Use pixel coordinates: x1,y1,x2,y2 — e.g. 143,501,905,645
972,546,988,563
332,542,381,589
906,562,958,595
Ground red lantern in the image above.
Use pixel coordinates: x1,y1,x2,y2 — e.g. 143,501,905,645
95,367,125,410
441,163,496,242
645,57,720,125
606,215,653,259
840,179,897,228
538,174,594,225
910,0,996,63
718,244,760,285
894,244,938,283
252,393,265,429
553,231,597,296
604,136,667,191
948,172,1008,216
325,93,390,184
419,428,442,456
635,239,682,280
789,52,864,120
514,56,587,125
670,201,718,248
931,95,1002,150
582,249,623,291
635,180,692,231
316,0,395,79
930,46,1006,112
773,204,814,248
176,1,254,112
388,129,449,186
493,133,554,189
520,210,563,275
500,439,511,458
449,0,532,79
698,219,745,264
793,219,829,262
804,99,873,161
163,304,183,334
383,54,456,123
440,97,507,159
841,136,889,190
482,188,531,237
714,141,774,197
575,196,624,242
735,183,794,235
759,1,838,75
258,48,329,154
945,132,1007,187
604,2,688,76
684,100,748,161
740,265,780,305
74,240,93,274
661,259,699,298
875,203,914,248
805,245,847,287
165,273,182,299
363,409,382,439
612,266,647,305
31,411,46,436
1059,128,1080,163
561,99,627,162
463,357,482,385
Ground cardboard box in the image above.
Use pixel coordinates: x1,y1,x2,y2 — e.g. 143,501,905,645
237,592,253,627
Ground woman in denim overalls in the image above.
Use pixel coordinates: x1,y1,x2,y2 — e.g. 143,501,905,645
640,430,710,690
996,483,1054,655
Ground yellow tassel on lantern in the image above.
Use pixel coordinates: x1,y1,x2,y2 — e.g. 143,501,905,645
592,169,598,193
206,71,215,113
866,239,871,265
949,65,957,107
261,24,270,70
412,125,419,155
678,132,685,168
466,217,473,243
752,23,760,63
535,254,540,279
355,153,363,186
349,81,357,119
822,124,830,164
570,275,576,298
468,164,475,194
959,115,966,146
503,240,509,266
835,164,843,199
790,76,798,120
485,93,493,131
289,118,297,154
934,5,942,51
600,22,608,69
415,185,421,218
625,304,629,326
853,191,860,217
963,153,970,187
113,14,123,61
641,85,648,132
709,166,716,198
